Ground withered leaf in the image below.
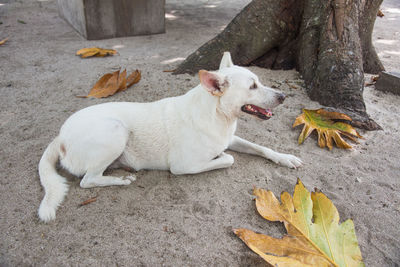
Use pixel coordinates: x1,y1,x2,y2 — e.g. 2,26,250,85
78,69,141,98
127,69,141,88
377,10,384,17
95,48,118,57
88,70,120,98
365,75,379,87
76,47,117,58
117,69,127,92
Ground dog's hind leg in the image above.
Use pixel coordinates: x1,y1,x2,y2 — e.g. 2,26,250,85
80,171,136,188
78,132,136,188
228,136,302,169
107,158,135,172
60,118,136,188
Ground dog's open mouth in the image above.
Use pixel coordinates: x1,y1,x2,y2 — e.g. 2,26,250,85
241,104,272,120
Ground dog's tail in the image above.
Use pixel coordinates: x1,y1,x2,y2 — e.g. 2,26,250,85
38,136,69,222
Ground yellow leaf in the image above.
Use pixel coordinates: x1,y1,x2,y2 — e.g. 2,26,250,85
95,48,118,57
76,47,117,58
234,229,330,266
246,240,314,267
292,109,363,150
0,37,8,45
234,180,365,267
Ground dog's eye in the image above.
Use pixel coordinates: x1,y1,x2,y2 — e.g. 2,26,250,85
250,82,257,90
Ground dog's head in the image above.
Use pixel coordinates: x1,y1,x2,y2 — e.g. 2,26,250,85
199,52,285,120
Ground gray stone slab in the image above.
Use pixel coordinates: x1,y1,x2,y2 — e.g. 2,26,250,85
57,0,165,40
375,71,400,95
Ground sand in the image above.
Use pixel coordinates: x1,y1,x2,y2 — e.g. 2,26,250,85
0,0,399,266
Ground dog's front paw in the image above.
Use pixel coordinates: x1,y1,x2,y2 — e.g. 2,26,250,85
274,153,303,169
125,175,136,182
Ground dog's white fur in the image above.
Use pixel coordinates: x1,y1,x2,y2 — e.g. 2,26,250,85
38,52,302,222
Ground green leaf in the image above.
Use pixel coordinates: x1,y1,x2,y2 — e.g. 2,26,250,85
293,109,363,150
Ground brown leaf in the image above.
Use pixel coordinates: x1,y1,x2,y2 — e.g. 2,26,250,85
76,72,113,98
365,75,379,86
0,38,8,46
76,47,117,58
78,69,141,98
377,10,384,17
87,70,120,98
364,82,374,87
117,69,127,92
127,70,141,88
79,196,97,207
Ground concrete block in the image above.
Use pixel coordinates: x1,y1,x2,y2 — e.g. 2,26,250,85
375,71,400,96
57,0,165,40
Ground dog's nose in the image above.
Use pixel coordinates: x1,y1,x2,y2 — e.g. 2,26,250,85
277,93,286,104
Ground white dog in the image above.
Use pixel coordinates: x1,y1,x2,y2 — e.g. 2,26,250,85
38,52,302,222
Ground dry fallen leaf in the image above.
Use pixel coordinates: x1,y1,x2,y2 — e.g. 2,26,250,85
117,69,127,92
293,109,363,150
365,75,379,86
234,180,364,267
377,10,384,17
76,47,117,58
0,38,8,46
77,69,141,98
127,69,141,88
89,70,120,98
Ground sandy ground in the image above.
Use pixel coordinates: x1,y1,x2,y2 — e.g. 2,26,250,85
0,0,399,266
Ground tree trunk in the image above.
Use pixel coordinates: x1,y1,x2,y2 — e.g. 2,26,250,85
174,0,384,130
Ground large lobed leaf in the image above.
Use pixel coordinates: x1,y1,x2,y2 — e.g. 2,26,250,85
293,109,363,150
234,180,364,267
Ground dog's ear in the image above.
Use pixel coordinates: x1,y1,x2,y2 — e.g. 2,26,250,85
199,70,229,96
219,52,234,70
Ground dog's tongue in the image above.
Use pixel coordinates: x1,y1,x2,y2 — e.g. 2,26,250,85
258,107,272,117
242,104,272,120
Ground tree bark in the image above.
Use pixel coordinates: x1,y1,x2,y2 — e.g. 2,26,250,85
359,0,385,74
173,0,288,73
174,0,384,130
